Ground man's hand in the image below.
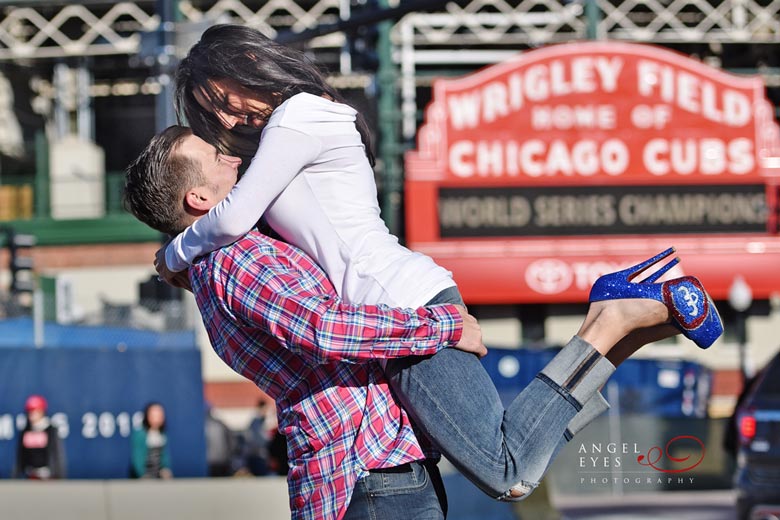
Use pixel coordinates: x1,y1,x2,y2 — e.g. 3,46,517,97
452,305,487,357
154,246,193,292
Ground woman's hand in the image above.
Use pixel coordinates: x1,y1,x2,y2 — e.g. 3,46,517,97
155,245,193,292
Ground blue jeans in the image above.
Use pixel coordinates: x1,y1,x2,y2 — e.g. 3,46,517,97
385,286,615,500
343,461,446,520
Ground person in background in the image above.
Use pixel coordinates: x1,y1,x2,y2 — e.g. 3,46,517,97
204,401,235,477
243,399,270,476
266,427,288,477
14,394,66,479
130,402,173,479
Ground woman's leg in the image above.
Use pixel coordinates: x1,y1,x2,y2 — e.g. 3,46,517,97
385,335,610,500
384,287,668,500
511,323,683,487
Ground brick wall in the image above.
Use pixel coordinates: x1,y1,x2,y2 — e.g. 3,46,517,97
0,242,160,270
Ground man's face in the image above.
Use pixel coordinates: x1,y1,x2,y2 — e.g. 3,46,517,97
180,134,242,207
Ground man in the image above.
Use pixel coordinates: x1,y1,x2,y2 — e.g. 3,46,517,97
125,126,716,520
125,126,486,520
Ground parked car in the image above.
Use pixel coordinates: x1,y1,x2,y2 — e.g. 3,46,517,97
734,351,780,520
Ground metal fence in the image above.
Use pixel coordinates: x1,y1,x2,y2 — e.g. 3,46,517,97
0,278,197,350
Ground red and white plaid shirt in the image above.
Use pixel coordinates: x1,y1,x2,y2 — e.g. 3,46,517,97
190,231,462,520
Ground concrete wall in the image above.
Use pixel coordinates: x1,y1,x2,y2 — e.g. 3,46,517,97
0,478,291,520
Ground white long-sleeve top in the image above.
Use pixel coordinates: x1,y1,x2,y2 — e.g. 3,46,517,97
166,92,455,308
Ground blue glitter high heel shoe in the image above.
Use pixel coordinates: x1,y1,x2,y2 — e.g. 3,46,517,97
589,247,723,349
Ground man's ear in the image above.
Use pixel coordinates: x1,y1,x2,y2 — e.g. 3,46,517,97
184,187,212,213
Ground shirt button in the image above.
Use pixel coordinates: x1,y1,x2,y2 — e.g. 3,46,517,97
294,497,306,508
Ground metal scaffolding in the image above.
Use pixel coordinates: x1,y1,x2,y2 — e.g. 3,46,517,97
2,0,778,60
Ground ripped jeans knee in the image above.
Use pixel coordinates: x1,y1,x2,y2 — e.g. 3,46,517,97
497,480,538,502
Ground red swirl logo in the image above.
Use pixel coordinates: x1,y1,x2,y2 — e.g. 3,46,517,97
637,435,706,473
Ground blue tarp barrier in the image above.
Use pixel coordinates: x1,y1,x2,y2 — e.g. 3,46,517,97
0,324,709,482
0,346,207,478
0,317,195,349
481,347,711,418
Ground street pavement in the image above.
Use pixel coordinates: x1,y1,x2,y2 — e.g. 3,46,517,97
554,490,736,519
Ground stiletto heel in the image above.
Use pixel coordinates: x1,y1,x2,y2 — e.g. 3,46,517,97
642,257,679,283
589,249,723,349
616,246,677,283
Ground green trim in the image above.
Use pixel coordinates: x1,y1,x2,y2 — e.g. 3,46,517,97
2,214,161,246
34,131,50,218
377,0,402,238
585,0,601,40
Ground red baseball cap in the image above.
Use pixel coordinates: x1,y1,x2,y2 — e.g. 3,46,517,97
25,395,48,412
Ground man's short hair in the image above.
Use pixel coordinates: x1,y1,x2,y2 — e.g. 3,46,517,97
124,125,203,235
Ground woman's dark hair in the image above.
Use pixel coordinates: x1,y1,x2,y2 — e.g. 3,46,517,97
175,24,375,165
142,402,167,433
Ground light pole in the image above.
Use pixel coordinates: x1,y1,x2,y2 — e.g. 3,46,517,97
728,275,753,388
154,0,180,132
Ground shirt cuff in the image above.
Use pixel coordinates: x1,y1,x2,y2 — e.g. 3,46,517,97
422,303,463,350
165,238,189,272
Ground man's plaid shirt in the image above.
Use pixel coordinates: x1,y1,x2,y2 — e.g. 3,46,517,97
190,231,463,520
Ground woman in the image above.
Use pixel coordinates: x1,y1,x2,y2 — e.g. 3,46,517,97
14,394,66,479
130,402,173,479
156,23,719,511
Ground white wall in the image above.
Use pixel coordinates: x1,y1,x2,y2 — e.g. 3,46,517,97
0,478,290,520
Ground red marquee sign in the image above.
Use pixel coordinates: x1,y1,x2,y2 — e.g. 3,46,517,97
405,42,780,304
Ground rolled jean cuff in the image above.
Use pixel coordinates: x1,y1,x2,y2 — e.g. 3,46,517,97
539,335,615,406
567,391,610,436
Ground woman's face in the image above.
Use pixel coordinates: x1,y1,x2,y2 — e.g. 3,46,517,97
194,78,274,130
27,409,45,424
146,404,166,430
